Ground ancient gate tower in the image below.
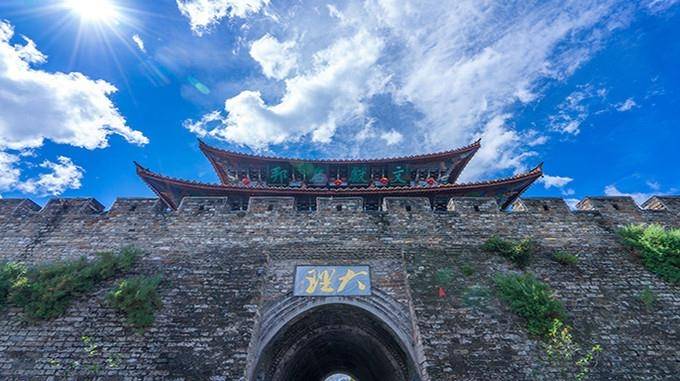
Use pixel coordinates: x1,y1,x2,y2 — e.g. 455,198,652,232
0,140,677,380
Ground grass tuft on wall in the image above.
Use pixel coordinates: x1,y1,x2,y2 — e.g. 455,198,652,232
552,251,579,266
482,236,535,268
494,273,565,337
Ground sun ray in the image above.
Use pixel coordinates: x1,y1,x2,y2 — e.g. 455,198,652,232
67,18,86,71
99,26,136,102
2,0,180,99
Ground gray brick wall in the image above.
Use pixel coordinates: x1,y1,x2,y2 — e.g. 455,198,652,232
0,195,677,380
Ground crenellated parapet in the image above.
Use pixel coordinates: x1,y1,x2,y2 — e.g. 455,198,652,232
448,197,500,214
40,198,105,216
109,197,165,215
316,197,364,212
576,196,639,213
512,197,570,214
0,198,41,218
1,195,679,222
642,196,680,215
177,197,231,214
0,195,676,261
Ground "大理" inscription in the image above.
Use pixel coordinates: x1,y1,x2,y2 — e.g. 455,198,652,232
294,265,371,296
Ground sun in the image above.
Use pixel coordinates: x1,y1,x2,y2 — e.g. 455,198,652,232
63,0,119,23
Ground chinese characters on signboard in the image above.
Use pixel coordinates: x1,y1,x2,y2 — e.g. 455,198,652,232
269,164,289,185
294,266,371,296
348,165,368,185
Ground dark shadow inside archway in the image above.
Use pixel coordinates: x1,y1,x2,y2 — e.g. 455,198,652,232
254,303,419,381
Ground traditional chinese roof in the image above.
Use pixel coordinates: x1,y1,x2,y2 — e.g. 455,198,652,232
199,139,480,185
199,138,481,165
135,161,543,210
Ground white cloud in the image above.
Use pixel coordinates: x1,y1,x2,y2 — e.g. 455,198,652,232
604,184,654,205
646,180,660,191
0,151,20,192
132,34,146,53
380,129,403,145
326,4,345,21
176,0,270,35
14,35,46,64
644,0,680,13
0,20,148,151
249,34,297,80
524,129,549,146
372,0,623,154
540,174,574,188
189,30,386,149
183,110,223,136
0,152,85,197
461,115,537,180
353,120,405,147
0,21,146,197
355,120,376,142
182,1,674,179
549,85,607,135
16,156,84,196
616,97,636,111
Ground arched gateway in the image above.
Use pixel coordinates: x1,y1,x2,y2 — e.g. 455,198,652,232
249,291,424,381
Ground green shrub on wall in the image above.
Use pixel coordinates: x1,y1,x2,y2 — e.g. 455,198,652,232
0,262,26,307
552,251,579,266
107,275,162,329
4,247,140,320
482,236,535,268
490,271,603,378
460,263,475,277
493,273,565,337
618,224,680,284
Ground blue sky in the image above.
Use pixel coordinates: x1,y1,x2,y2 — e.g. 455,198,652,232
0,0,678,208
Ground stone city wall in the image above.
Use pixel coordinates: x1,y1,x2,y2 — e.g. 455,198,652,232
0,195,677,380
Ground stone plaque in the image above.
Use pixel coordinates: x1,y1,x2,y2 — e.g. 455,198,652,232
294,265,371,296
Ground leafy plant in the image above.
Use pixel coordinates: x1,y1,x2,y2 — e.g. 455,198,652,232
434,268,454,286
460,263,475,277
494,273,565,337
552,251,579,266
81,335,99,357
618,224,679,284
544,319,602,380
461,284,491,309
7,247,140,320
59,335,123,376
107,275,162,329
0,262,26,307
638,287,657,310
482,236,535,268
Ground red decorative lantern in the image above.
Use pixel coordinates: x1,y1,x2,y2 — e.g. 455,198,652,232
426,177,436,186
241,177,251,186
379,176,389,185
334,178,343,186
